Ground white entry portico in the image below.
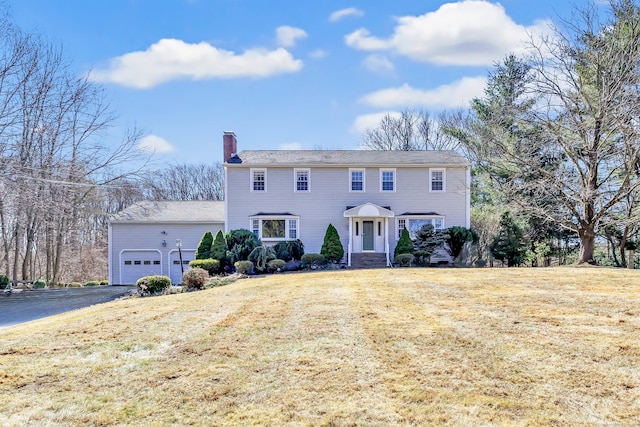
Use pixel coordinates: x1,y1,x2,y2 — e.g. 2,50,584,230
343,202,395,267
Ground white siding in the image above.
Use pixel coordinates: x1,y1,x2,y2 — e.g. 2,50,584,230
109,222,223,285
225,165,469,258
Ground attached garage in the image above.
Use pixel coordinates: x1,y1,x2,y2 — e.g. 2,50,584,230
120,250,162,285
109,201,225,285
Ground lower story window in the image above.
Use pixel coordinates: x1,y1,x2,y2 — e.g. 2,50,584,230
398,217,445,239
251,217,300,241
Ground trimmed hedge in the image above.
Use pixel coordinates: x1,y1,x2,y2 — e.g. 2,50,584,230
0,275,9,289
189,259,220,275
267,259,286,273
136,275,171,295
85,281,100,287
301,253,327,268
33,279,47,289
395,253,414,267
234,260,254,275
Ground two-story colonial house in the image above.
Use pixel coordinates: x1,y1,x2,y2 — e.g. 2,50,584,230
223,131,470,269
108,131,470,284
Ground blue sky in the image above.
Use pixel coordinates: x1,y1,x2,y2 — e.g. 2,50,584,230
10,0,582,164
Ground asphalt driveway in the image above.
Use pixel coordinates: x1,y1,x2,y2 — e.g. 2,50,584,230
0,286,136,329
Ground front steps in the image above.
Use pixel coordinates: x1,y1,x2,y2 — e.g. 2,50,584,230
350,253,388,269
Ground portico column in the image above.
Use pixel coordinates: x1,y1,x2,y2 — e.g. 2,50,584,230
348,217,353,266
384,217,390,266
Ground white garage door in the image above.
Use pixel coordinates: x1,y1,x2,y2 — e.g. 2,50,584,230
170,250,195,285
121,250,162,285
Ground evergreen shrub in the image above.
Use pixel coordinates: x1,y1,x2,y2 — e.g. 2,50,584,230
189,259,220,275
234,260,254,275
248,246,276,272
136,275,171,295
394,228,414,257
320,224,344,263
395,253,414,267
226,229,261,263
301,253,326,268
196,231,214,260
267,259,286,273
273,239,305,261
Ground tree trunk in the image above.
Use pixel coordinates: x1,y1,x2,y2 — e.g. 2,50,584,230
577,225,596,264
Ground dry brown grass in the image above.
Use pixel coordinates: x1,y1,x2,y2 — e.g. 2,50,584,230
1,267,639,426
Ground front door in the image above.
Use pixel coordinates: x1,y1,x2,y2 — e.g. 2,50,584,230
363,221,374,251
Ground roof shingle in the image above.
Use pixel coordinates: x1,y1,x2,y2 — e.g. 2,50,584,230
110,201,224,223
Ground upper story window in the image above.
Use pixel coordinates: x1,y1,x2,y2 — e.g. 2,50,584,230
295,169,310,192
350,169,365,192
380,169,395,192
251,168,266,192
430,169,445,192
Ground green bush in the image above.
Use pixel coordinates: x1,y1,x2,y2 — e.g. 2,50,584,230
182,267,209,290
189,259,220,275
394,228,414,257
273,239,305,261
68,282,83,288
395,253,414,267
33,279,47,288
136,275,171,295
99,280,109,286
84,281,100,287
474,259,487,267
234,260,254,275
196,231,214,260
301,253,327,268
267,259,286,273
0,275,9,289
321,224,344,263
226,229,261,263
248,246,276,272
211,230,228,267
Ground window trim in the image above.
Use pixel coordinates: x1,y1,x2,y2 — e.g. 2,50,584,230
294,168,311,193
380,168,396,192
397,216,446,239
249,215,301,242
250,168,267,193
429,168,446,192
349,168,365,192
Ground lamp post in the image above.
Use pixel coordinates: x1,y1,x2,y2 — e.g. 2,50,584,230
176,239,184,275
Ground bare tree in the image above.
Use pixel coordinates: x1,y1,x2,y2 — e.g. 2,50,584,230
143,162,225,201
0,12,146,284
361,108,463,152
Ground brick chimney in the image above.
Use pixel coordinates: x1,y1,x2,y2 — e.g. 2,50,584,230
223,131,237,163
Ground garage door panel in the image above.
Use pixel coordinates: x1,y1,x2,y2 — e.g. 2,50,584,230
121,251,162,285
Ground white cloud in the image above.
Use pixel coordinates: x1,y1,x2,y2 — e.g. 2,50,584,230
309,49,329,59
137,135,175,154
345,1,552,66
329,7,364,23
275,26,308,48
359,77,487,109
350,111,401,134
279,142,303,150
362,54,395,75
89,38,303,89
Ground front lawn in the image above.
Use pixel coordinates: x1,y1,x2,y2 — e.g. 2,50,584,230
1,267,638,425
